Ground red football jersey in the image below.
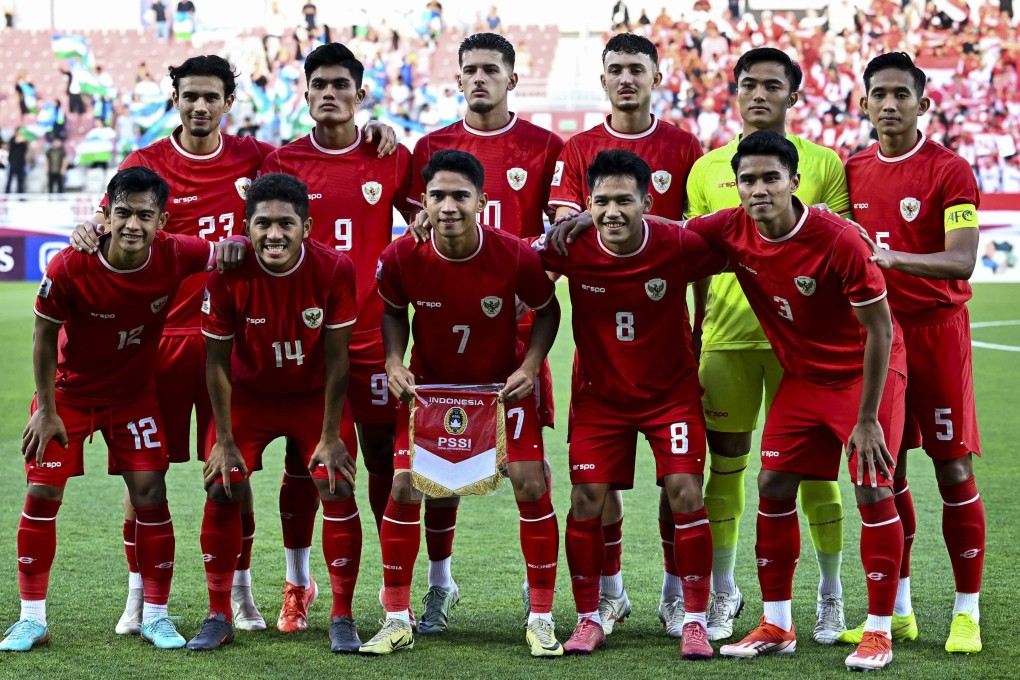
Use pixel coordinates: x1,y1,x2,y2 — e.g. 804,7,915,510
202,240,357,395
846,134,980,323
686,203,907,386
260,129,416,337
34,232,214,405
377,225,556,384
409,114,564,237
548,115,703,220
110,128,275,336
532,218,726,403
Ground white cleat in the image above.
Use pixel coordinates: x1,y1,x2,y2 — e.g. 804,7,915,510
813,593,846,645
598,589,632,636
707,587,744,641
231,586,267,631
658,595,686,639
115,588,143,635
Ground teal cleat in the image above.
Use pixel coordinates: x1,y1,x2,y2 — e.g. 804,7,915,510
141,616,186,649
0,618,50,652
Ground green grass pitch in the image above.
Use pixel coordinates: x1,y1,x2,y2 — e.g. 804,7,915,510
0,281,1016,679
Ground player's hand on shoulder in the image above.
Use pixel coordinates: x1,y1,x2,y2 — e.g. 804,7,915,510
204,439,247,498
214,237,248,272
847,418,893,488
852,223,896,269
70,214,107,255
22,409,68,464
308,437,356,494
547,210,593,256
385,361,417,402
362,120,397,157
403,209,431,242
811,202,835,214
500,366,537,403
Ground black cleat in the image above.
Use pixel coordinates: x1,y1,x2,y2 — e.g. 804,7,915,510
186,613,235,651
329,615,362,653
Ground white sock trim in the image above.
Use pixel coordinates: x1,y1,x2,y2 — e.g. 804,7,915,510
944,494,980,507
323,511,360,522
383,516,420,525
520,511,555,522
862,515,900,528
675,519,710,530
758,509,797,518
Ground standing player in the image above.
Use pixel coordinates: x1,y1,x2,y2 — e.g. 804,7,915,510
686,48,850,643
533,150,726,658
3,167,237,652
188,173,363,652
840,52,985,654
360,150,562,657
547,32,703,636
406,32,564,631
685,131,907,672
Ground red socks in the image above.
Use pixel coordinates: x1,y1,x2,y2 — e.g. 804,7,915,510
200,499,241,619
517,493,558,615
279,457,319,551
565,513,603,614
673,508,712,613
424,503,457,562
601,518,623,576
893,477,915,578
134,502,175,606
939,476,985,594
859,496,903,616
237,512,255,572
380,498,421,613
123,519,139,575
17,495,60,601
659,518,679,577
321,498,362,619
756,496,799,602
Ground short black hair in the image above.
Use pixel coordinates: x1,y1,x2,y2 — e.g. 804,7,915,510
730,130,799,178
168,55,238,96
586,149,651,196
863,52,926,97
304,42,365,89
106,166,170,211
458,32,515,71
733,47,803,93
602,33,658,68
245,173,309,222
422,149,485,193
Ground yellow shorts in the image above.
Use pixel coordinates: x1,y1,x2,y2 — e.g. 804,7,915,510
699,348,783,433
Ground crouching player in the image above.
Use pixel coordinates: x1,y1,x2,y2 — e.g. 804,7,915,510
361,149,562,657
5,166,241,651
683,131,907,672
188,173,362,653
532,150,727,658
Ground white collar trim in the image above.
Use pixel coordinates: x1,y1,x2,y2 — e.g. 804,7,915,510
603,115,658,140
596,219,649,257
309,127,362,155
99,242,152,274
461,113,518,137
757,199,809,243
256,244,306,277
877,133,925,163
169,126,224,160
432,224,484,262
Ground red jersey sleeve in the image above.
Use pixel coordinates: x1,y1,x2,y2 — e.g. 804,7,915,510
683,209,731,249
376,243,409,308
201,270,237,340
515,241,556,309
392,145,418,215
258,150,284,177
34,251,73,324
170,233,216,275
326,255,359,329
548,140,584,213
679,227,727,280
541,134,566,220
526,233,568,275
831,227,888,307
939,155,980,209
408,137,429,208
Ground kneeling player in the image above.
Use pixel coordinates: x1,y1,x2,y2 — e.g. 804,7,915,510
684,132,908,672
533,150,727,658
361,150,563,657
188,174,362,653
4,167,239,652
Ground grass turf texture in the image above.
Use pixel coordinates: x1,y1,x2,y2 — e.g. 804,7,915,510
0,281,1016,679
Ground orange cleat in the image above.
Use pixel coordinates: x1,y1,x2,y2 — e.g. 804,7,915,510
720,616,796,658
277,578,318,633
845,630,893,671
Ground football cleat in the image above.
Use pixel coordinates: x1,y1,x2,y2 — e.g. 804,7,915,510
681,621,714,660
231,586,266,632
563,616,606,655
598,589,631,635
838,612,918,645
945,612,981,654
845,630,893,671
359,617,414,655
0,618,49,652
813,593,846,645
277,579,317,633
720,616,796,658
115,587,144,635
707,588,743,641
328,615,362,654
417,582,459,635
659,595,686,639
140,616,186,649
186,613,234,651
525,618,563,658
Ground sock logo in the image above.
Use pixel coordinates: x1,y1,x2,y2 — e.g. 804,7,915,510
382,564,402,571
867,572,888,581
17,556,35,564
202,553,214,563
960,548,982,559
683,574,704,582
155,561,174,569
526,562,557,569
330,558,351,568
755,558,771,567
279,512,295,519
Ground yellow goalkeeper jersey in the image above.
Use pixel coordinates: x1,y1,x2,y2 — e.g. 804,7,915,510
686,133,850,351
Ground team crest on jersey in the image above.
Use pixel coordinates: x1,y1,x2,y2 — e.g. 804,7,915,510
302,307,323,329
234,177,252,200
481,296,503,318
794,276,816,296
362,181,383,205
900,197,921,222
37,276,52,299
651,170,672,194
507,168,527,191
151,296,168,314
444,407,468,435
551,161,564,187
645,278,667,301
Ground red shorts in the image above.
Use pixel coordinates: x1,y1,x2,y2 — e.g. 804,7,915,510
156,333,213,463
567,372,707,489
205,388,358,484
347,332,399,426
760,370,906,487
518,313,555,429
394,393,545,470
26,391,169,487
900,308,981,460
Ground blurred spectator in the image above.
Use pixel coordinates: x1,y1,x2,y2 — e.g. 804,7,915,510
237,116,260,138
611,1,632,31
152,1,169,40
637,8,651,27
4,2,13,29
15,71,35,116
486,6,502,33
303,2,317,30
46,138,68,194
654,7,673,31
5,130,28,194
